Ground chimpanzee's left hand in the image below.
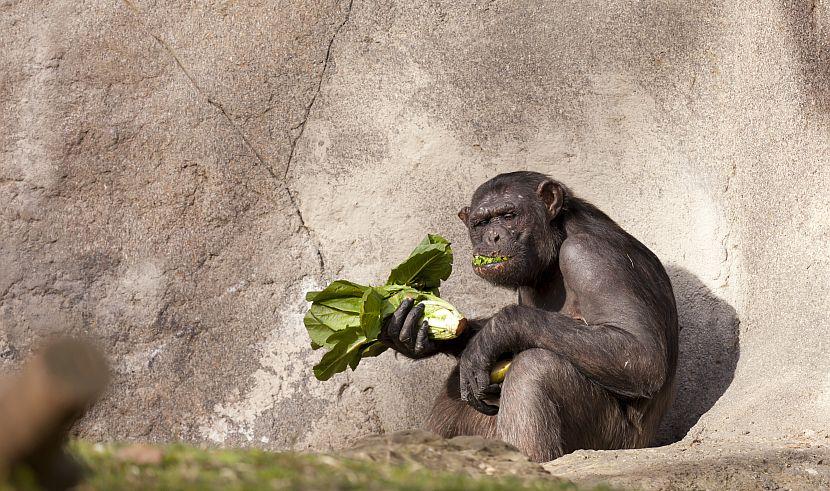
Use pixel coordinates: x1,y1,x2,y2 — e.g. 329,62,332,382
378,298,441,359
459,319,506,416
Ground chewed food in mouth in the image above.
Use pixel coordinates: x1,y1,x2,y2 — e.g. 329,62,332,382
472,255,510,267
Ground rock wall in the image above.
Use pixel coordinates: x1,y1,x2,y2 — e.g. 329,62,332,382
1,0,828,450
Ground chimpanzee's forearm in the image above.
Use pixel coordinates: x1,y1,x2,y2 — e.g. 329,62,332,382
487,306,667,399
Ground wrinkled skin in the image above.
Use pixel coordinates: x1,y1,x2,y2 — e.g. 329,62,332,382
379,171,678,462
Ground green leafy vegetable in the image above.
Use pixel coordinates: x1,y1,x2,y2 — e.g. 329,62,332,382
304,235,466,381
472,254,510,267
386,234,453,294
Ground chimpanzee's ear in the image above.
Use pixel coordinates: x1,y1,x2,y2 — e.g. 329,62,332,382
458,206,470,225
536,179,564,218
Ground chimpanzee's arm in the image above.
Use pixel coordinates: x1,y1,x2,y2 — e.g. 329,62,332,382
461,306,667,401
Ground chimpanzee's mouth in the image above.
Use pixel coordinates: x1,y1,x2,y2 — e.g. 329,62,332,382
472,255,511,268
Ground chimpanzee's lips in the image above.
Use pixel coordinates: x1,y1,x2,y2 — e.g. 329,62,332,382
472,254,511,268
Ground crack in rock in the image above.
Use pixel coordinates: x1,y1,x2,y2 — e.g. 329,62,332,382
716,163,738,287
1,278,23,301
120,0,347,277
278,0,355,278
282,0,355,181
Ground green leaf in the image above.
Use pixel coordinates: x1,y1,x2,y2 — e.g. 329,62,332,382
359,288,385,340
375,284,411,299
304,282,366,354
385,235,453,291
472,254,510,267
360,341,388,358
312,330,368,381
303,309,338,349
307,303,360,331
304,289,364,350
315,295,364,314
379,287,417,318
422,234,450,247
305,280,367,302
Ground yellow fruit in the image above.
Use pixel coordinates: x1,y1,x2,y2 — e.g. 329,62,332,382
489,359,512,384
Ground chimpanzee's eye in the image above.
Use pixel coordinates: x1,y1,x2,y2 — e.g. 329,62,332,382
474,218,489,228
503,213,516,220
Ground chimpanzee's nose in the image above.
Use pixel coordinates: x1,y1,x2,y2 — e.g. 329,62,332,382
486,230,500,245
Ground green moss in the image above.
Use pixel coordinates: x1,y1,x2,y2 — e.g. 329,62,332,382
2,441,602,491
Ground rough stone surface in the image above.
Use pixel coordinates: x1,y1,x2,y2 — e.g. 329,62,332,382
1,0,828,470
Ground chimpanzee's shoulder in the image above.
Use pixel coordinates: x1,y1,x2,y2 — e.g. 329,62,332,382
558,234,613,284
559,233,606,265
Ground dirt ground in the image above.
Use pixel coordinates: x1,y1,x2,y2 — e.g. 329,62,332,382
336,430,830,490
329,429,830,490
545,437,830,490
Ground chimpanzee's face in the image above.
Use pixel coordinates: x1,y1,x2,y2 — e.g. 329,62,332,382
459,185,553,287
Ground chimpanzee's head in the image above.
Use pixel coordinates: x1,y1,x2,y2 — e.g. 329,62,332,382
458,171,567,287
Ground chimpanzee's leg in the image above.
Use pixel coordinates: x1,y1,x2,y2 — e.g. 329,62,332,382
424,366,497,439
497,348,635,462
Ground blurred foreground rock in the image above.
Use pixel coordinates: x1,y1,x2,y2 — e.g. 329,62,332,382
0,339,108,490
342,429,552,479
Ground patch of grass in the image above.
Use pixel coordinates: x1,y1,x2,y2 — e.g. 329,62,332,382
17,441,587,491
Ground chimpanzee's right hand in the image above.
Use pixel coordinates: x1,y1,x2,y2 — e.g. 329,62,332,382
378,298,439,359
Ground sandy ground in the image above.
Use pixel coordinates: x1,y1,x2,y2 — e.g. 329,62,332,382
545,437,830,490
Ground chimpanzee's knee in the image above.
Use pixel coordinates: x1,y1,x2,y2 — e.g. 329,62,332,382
497,348,628,461
496,349,568,461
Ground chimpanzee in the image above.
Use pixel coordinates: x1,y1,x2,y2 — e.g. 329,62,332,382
378,171,678,462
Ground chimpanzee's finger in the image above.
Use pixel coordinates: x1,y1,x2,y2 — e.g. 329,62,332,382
468,367,499,415
399,302,425,346
473,368,492,398
482,383,502,398
468,393,499,416
476,401,499,416
414,320,431,356
385,298,414,340
459,368,471,402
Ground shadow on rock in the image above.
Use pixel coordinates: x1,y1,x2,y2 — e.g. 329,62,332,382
655,265,740,445
781,0,830,115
